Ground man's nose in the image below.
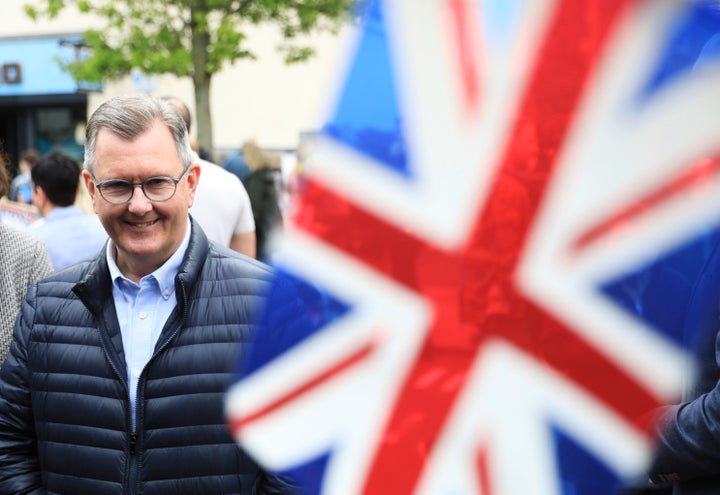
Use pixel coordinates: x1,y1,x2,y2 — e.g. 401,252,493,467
127,184,152,213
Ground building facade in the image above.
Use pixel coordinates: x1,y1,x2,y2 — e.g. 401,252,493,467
1,1,354,174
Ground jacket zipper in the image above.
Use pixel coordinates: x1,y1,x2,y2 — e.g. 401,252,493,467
129,432,138,454
132,278,189,495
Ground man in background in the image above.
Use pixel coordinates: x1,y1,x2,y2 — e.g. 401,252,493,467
29,151,107,270
0,150,52,364
645,234,720,495
163,97,257,258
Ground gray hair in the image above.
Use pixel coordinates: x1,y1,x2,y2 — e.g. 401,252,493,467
84,95,194,174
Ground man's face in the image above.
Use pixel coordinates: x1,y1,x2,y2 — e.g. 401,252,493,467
83,121,199,278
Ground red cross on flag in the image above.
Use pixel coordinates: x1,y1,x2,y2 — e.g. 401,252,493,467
227,1,720,493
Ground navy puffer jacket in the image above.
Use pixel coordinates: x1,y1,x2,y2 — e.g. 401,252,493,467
0,219,292,495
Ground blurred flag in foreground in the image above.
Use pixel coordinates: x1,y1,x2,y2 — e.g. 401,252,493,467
227,0,720,493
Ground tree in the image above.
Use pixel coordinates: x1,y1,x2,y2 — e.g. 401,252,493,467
25,0,357,154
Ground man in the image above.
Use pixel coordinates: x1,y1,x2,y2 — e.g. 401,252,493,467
0,152,52,363
29,151,108,269
241,140,283,261
163,97,257,258
0,95,295,494
645,233,720,495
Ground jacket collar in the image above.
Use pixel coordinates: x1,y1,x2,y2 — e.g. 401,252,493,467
72,216,210,375
73,215,210,316
174,216,210,308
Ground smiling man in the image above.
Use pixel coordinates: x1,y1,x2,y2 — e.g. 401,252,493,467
0,95,296,495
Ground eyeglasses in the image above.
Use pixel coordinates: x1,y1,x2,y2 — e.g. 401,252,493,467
91,164,190,205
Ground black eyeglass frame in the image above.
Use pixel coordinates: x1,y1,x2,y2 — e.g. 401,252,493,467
90,163,191,205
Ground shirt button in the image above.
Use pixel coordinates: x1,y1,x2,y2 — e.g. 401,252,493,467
163,289,171,297
138,311,148,319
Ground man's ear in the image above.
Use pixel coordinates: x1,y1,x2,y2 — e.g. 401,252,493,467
32,184,46,209
186,162,201,205
81,170,96,198
81,170,102,215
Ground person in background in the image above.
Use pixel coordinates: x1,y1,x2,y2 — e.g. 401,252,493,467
29,151,108,270
8,149,40,204
0,194,40,230
1,150,41,230
623,31,720,495
0,94,296,494
0,151,52,364
163,97,257,258
644,234,720,495
222,145,251,182
242,140,283,262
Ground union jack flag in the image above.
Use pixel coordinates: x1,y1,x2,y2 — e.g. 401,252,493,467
226,1,720,493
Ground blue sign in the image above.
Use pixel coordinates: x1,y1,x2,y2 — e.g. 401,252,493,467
0,36,96,96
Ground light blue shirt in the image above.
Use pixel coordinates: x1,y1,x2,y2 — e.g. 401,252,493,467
107,219,191,429
30,206,108,270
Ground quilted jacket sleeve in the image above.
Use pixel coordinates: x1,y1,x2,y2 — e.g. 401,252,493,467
646,234,720,486
649,379,720,484
0,283,47,495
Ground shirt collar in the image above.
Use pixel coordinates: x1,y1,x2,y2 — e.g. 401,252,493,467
45,205,82,221
107,218,192,300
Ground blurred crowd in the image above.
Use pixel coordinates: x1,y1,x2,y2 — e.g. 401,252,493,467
0,103,307,269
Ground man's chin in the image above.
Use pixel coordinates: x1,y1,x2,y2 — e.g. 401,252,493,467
117,241,163,260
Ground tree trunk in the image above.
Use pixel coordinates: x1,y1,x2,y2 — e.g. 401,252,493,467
189,2,214,158
193,70,213,158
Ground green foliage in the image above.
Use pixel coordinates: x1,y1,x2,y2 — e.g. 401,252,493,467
279,45,316,64
24,0,358,82
25,0,357,152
